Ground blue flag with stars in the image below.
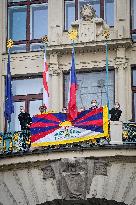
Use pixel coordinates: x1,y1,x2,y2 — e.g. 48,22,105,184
4,50,14,123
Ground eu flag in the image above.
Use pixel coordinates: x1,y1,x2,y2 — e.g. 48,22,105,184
4,51,14,123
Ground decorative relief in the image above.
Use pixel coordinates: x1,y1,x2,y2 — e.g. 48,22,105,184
41,158,109,200
59,158,88,200
41,165,55,180
80,4,96,21
115,57,128,70
94,160,108,176
49,66,62,76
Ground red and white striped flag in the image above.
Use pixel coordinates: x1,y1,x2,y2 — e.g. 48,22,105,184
43,51,49,109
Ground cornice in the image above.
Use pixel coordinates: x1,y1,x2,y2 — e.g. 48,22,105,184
46,38,132,55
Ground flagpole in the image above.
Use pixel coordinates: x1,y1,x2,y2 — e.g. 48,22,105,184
6,39,14,132
42,35,48,108
103,30,110,118
105,41,109,116
8,48,10,133
68,28,78,120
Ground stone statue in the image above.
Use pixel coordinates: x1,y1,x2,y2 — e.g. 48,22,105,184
80,4,96,21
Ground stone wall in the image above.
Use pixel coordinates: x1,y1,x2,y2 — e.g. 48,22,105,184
0,147,136,205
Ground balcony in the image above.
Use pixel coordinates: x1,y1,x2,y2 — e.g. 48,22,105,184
0,121,135,155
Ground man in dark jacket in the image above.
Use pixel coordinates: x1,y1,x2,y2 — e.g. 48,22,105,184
109,102,122,121
18,106,32,130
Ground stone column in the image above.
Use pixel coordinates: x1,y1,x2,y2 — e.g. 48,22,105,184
49,53,62,112
115,53,128,121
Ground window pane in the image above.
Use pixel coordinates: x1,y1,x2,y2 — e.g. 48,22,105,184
131,0,136,30
132,34,136,41
134,93,136,121
10,44,26,53
12,78,43,96
64,71,114,110
30,43,43,51
10,101,25,131
104,0,114,26
79,0,100,18
65,1,75,30
132,69,136,86
30,4,48,39
29,100,43,117
8,6,26,41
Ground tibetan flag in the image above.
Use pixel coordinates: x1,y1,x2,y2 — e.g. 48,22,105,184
30,106,109,147
4,50,14,123
43,50,49,109
68,48,77,120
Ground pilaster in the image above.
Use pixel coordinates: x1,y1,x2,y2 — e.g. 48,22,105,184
49,53,62,112
115,48,128,121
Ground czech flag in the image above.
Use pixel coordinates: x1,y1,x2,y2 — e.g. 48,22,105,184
43,50,49,109
68,48,77,120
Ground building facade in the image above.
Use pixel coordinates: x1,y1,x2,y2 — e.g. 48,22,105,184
0,0,136,131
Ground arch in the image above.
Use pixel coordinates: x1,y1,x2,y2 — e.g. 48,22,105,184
38,198,126,205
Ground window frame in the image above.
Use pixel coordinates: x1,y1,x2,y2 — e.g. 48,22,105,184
12,74,43,113
130,0,136,42
8,0,48,52
63,67,115,108
64,0,114,31
131,67,136,121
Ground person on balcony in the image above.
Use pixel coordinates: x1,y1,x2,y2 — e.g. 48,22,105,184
18,106,32,130
89,99,98,110
109,102,122,121
62,107,68,113
39,104,47,114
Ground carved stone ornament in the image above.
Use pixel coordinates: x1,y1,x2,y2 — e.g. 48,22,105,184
115,57,128,70
41,165,55,180
94,160,108,176
59,158,88,200
41,158,108,200
80,4,96,21
49,66,62,76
